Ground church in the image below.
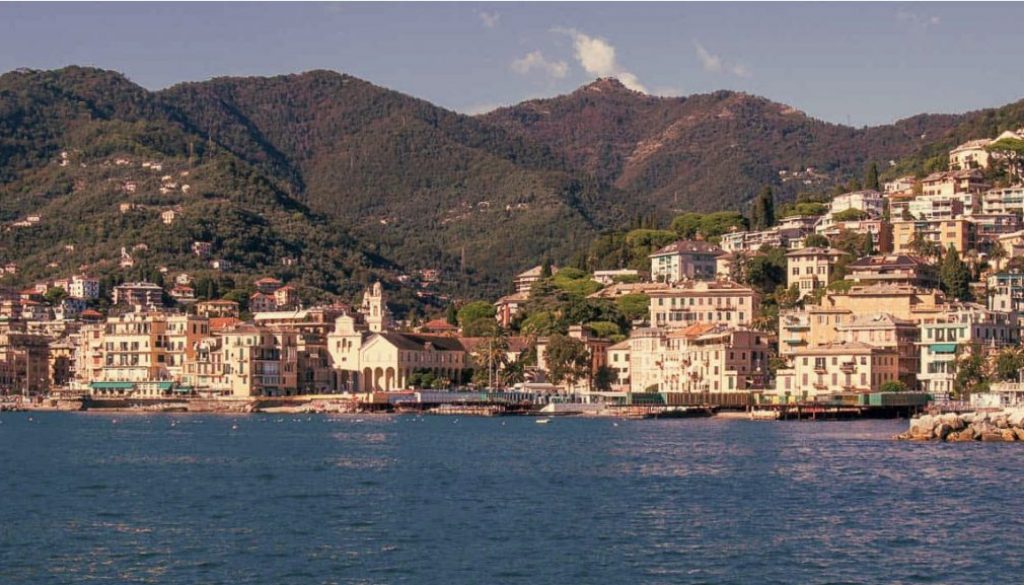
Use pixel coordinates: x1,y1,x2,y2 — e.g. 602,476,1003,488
328,283,469,392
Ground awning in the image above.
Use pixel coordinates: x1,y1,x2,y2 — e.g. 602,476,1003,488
929,343,958,354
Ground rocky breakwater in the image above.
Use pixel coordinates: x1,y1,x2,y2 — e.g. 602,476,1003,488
896,409,1024,442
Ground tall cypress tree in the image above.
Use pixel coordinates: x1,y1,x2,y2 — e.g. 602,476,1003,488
940,245,971,301
751,187,775,230
864,162,880,191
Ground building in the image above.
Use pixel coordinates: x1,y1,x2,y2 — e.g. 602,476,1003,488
835,313,920,389
273,285,299,310
971,213,1022,246
194,299,240,318
648,280,760,329
844,255,938,288
775,341,901,399
779,284,947,358
419,319,460,336
254,277,283,294
0,331,51,394
659,324,771,393
191,241,213,258
884,176,917,196
219,324,299,397
68,275,100,300
607,340,631,389
513,265,557,294
917,305,1020,398
949,138,993,171
815,218,892,252
592,269,640,285
99,312,171,383
785,247,847,298
494,291,530,328
987,273,1024,314
981,185,1024,215
112,282,163,308
719,216,819,253
829,190,885,216
164,314,209,380
326,284,469,392
920,169,989,197
249,292,276,313
906,194,969,221
648,240,724,283
891,219,977,255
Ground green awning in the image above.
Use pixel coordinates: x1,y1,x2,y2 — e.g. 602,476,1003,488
90,382,135,389
930,343,958,354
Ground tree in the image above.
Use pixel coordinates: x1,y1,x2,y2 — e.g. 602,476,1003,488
750,186,776,230
43,287,68,305
993,348,1024,382
593,365,616,392
540,258,553,279
544,334,591,387
615,294,650,323
445,303,459,326
986,136,1024,181
803,234,830,248
864,162,880,191
880,380,908,393
939,245,972,301
457,300,497,334
954,344,987,399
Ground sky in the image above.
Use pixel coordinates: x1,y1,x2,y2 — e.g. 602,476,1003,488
2,2,1023,127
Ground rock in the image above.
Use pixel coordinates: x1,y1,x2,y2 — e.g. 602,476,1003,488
996,417,1009,429
953,428,977,442
940,413,965,431
934,423,952,441
1003,429,1017,442
961,413,975,424
1013,428,1024,442
981,431,1006,442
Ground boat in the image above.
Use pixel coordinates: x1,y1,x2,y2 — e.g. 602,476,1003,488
535,418,551,424
749,409,780,421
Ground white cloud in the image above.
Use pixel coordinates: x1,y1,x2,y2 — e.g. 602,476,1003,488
478,11,500,29
511,51,569,80
553,28,647,93
693,41,751,79
896,11,941,30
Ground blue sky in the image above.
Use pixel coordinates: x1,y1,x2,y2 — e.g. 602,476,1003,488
2,2,1023,126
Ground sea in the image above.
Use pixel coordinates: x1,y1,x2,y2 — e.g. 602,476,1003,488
2,413,1023,584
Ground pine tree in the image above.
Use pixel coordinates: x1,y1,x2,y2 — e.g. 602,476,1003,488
750,187,775,230
445,303,459,326
939,245,971,301
540,257,553,279
864,162,880,191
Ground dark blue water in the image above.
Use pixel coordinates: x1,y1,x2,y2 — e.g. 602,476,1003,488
2,413,1022,584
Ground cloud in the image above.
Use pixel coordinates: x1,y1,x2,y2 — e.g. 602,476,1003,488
511,51,569,80
553,28,647,93
693,41,751,78
896,11,941,30
478,11,500,29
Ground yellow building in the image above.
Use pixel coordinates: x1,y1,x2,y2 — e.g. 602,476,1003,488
785,247,847,298
648,280,760,329
775,341,901,399
949,139,993,171
100,312,170,383
219,325,299,397
891,218,977,255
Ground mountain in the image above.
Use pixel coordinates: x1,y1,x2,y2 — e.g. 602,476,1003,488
0,67,393,307
481,78,971,213
3,67,1024,307
159,72,611,295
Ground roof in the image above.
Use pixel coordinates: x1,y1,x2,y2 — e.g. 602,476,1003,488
209,317,240,331
80,309,103,319
376,332,466,352
515,265,558,279
785,247,847,258
458,336,530,354
837,313,915,328
420,318,459,331
848,255,929,269
496,291,531,304
199,299,239,306
608,340,631,351
668,323,719,339
649,240,724,258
